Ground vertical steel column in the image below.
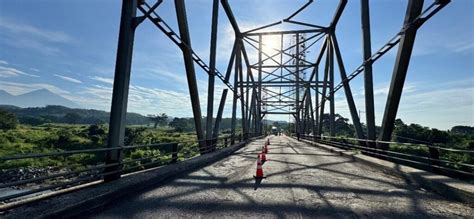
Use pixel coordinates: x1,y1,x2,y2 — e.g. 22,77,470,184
175,0,205,153
308,87,316,136
328,37,335,137
224,42,237,82
313,40,327,136
303,88,310,134
318,37,330,136
248,89,256,135
378,0,424,149
331,34,365,140
302,93,306,134
237,42,247,140
257,35,263,136
247,88,252,132
248,66,252,135
314,66,319,136
295,33,301,137
253,88,258,135
213,89,228,138
231,57,238,144
105,0,138,182
361,0,376,147
206,0,219,150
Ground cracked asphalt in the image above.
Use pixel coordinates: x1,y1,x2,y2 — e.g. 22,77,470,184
88,136,473,218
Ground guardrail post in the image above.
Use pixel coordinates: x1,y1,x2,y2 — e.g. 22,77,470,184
470,142,474,165
171,143,178,163
428,144,440,173
225,137,228,147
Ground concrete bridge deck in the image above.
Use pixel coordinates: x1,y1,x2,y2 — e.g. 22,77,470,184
89,136,473,218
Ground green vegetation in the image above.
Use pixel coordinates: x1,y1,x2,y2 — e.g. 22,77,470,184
390,119,473,172
314,115,473,176
0,109,18,130
0,105,471,183
0,124,202,171
1,124,106,169
148,113,168,128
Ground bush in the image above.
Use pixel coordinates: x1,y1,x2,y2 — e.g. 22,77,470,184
0,109,18,130
19,116,50,126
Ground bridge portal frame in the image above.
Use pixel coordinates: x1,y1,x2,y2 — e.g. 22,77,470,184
105,0,450,181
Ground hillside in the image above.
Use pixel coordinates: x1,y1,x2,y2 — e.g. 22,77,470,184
0,105,150,125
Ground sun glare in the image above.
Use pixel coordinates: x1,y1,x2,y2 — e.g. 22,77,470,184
262,35,281,56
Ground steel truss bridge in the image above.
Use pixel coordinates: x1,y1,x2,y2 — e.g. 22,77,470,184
3,0,474,217
107,0,450,178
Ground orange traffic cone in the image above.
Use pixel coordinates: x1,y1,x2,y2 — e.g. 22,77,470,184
264,144,269,153
267,138,270,145
254,159,265,179
262,145,267,154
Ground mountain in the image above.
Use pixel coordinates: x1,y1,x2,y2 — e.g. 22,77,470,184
0,90,14,102
0,105,151,125
0,89,80,108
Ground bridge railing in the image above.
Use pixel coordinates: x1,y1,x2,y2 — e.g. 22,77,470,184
299,134,473,181
0,132,260,204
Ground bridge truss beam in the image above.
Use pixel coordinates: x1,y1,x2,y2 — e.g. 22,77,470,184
106,0,451,178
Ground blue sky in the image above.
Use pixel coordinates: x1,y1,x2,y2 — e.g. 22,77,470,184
0,0,472,130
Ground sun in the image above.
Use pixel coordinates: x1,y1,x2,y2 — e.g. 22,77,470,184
262,35,282,57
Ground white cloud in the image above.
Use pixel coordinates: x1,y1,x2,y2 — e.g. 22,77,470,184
413,30,474,56
0,60,8,65
0,81,70,95
371,82,417,96
0,65,39,78
54,74,82,84
333,79,474,130
29,68,40,72
0,19,74,44
90,76,114,85
77,83,194,117
0,18,74,55
140,68,185,84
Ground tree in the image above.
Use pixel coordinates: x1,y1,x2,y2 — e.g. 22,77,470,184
169,118,193,132
430,128,449,144
0,109,18,130
320,113,355,137
124,127,147,145
87,124,107,144
19,116,49,126
451,126,474,136
148,113,168,128
64,112,82,124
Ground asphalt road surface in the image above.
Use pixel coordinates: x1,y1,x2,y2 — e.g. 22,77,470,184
89,136,473,218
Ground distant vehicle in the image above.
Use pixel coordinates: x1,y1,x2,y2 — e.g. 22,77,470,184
271,126,279,135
